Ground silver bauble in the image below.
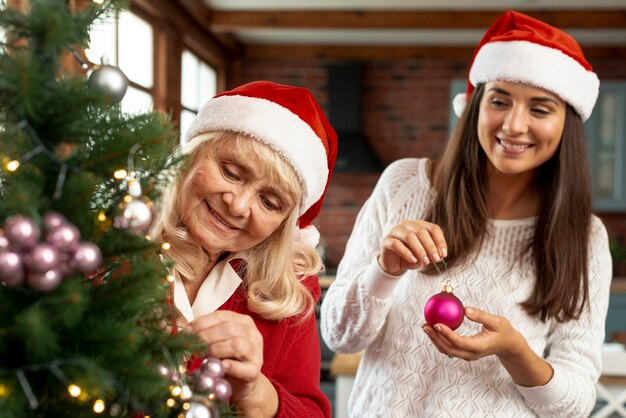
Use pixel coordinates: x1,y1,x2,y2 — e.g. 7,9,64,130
113,197,155,235
88,63,128,104
185,402,215,418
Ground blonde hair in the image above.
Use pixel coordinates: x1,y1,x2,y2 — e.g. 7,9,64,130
152,131,322,321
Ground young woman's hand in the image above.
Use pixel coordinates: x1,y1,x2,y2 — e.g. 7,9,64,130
188,310,279,417
421,306,553,387
378,220,447,276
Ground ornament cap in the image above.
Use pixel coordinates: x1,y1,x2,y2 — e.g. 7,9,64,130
441,281,454,293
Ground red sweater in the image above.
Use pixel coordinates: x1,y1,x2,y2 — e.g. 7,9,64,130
216,274,331,418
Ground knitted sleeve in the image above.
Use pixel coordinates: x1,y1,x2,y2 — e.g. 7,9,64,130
515,216,613,417
320,158,430,354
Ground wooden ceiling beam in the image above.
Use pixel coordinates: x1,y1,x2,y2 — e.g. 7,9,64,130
210,10,626,30
243,44,626,60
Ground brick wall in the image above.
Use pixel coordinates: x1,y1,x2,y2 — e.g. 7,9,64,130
234,54,626,272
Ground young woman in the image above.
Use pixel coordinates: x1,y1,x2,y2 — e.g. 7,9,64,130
321,11,612,418
153,81,337,418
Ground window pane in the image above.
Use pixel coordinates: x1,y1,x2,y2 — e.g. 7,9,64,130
198,61,217,106
181,49,217,111
118,11,153,88
87,12,116,66
596,93,618,198
181,50,199,110
180,109,197,140
121,86,153,115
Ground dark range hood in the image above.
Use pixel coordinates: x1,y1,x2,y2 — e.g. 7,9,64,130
328,64,382,172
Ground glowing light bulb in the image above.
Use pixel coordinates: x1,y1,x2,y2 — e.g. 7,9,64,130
166,274,175,283
93,399,105,413
97,211,107,222
68,384,82,397
113,169,128,180
171,386,182,396
161,242,171,250
93,0,104,4
123,195,133,203
166,398,176,407
6,160,19,172
182,402,190,410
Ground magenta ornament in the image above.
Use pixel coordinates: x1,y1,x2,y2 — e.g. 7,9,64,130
0,251,25,286
46,223,80,252
24,243,60,273
27,269,63,292
4,215,40,250
73,242,102,273
42,212,67,233
212,377,232,403
424,283,464,331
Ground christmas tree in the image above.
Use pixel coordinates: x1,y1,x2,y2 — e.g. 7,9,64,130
0,1,231,416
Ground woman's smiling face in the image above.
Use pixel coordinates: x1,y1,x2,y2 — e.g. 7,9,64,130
477,81,567,178
180,140,296,257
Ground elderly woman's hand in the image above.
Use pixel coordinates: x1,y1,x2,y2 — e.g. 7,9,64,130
189,310,278,417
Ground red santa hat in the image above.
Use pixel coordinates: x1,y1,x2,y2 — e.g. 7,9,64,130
183,81,338,245
453,10,599,121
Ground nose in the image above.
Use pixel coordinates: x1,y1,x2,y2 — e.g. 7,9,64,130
502,104,529,136
223,187,253,218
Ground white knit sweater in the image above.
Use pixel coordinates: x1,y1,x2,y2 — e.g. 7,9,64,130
320,158,613,418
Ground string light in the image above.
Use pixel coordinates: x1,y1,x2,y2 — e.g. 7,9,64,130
0,383,7,396
166,274,175,283
113,169,127,180
68,384,82,397
161,242,171,251
123,195,133,203
182,402,190,410
180,385,192,400
2,157,19,172
93,399,105,413
166,398,176,407
97,211,107,222
170,385,182,396
92,0,104,4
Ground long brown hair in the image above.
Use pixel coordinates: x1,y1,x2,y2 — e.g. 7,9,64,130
428,83,592,322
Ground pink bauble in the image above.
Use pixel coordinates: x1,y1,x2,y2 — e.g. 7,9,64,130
46,223,80,253
27,269,63,292
24,243,60,273
212,377,232,403
73,242,102,273
42,212,67,234
0,251,25,286
424,284,464,330
201,357,224,378
4,215,40,250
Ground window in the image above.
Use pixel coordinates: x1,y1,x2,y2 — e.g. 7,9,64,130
448,79,626,211
87,10,153,114
180,49,217,138
585,81,626,211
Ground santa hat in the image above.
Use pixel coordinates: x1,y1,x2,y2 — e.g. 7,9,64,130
183,81,338,246
453,10,599,121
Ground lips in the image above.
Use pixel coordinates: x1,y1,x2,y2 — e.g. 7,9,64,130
497,138,533,151
206,202,239,230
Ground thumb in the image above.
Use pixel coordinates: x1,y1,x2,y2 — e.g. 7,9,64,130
464,306,500,329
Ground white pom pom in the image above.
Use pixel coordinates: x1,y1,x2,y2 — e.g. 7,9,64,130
452,93,467,117
296,225,320,248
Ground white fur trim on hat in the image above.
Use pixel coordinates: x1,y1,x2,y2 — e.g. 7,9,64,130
295,224,321,248
183,95,329,216
469,40,599,121
452,93,468,118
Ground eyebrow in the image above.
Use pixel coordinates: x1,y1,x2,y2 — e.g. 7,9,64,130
488,87,562,106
